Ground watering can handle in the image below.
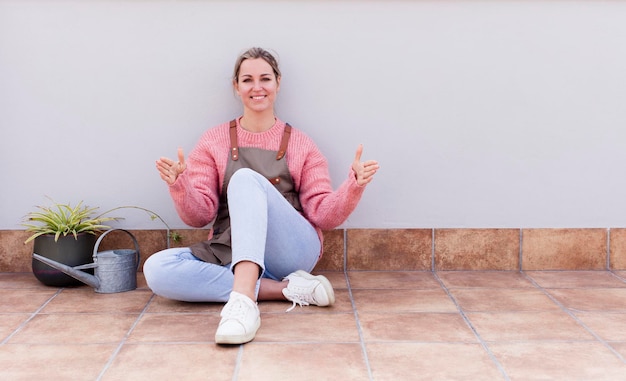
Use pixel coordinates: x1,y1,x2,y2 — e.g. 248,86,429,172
93,229,141,270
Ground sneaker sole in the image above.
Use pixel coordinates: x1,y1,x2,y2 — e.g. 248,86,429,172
215,318,261,345
294,270,335,306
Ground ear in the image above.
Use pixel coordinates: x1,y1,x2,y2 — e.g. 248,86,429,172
233,79,240,96
276,76,281,92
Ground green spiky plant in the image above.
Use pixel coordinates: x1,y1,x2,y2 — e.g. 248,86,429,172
22,200,116,244
22,199,182,247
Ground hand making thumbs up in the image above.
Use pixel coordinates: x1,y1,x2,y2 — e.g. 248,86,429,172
351,144,379,186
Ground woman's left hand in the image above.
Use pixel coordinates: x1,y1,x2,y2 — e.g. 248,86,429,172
352,144,379,186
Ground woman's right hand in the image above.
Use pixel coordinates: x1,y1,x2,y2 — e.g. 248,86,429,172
156,147,187,185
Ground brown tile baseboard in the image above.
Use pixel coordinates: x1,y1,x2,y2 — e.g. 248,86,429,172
435,229,520,271
2,228,624,273
522,229,607,270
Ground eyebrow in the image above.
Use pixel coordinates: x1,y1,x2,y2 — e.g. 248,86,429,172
240,73,273,78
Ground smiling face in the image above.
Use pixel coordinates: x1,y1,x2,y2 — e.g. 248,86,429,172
234,58,281,115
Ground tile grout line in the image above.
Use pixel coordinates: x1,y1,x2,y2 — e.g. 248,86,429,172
343,229,347,273
433,273,511,381
521,272,626,364
231,345,244,381
344,271,374,381
343,231,374,379
607,228,611,270
611,271,626,282
1,288,63,345
95,293,157,381
519,229,523,272
431,228,436,272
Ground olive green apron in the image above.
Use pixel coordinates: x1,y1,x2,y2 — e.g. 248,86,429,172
189,120,302,265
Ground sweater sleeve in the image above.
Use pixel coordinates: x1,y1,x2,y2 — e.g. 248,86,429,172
167,127,226,227
295,139,366,230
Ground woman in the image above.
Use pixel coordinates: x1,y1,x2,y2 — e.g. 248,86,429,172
144,47,379,345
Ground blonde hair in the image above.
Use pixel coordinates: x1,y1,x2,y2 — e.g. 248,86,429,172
232,47,281,82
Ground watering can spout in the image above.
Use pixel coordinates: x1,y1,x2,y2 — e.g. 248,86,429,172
32,253,100,289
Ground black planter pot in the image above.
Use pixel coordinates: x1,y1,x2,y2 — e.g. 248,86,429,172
32,233,97,287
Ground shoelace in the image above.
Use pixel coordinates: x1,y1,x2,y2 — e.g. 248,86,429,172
283,289,315,312
222,297,248,320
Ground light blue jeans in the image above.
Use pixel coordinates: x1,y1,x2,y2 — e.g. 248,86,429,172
144,168,321,302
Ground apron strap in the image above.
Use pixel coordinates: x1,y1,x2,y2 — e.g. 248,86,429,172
276,123,292,160
230,119,291,161
229,120,239,161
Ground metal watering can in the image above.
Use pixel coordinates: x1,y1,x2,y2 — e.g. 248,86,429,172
33,229,140,293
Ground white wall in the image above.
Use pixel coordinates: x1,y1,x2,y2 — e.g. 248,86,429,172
2,0,626,230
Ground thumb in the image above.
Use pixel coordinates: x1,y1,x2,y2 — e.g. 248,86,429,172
354,144,363,163
177,147,185,165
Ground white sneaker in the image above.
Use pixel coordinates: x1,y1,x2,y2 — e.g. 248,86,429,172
282,270,335,312
215,291,260,344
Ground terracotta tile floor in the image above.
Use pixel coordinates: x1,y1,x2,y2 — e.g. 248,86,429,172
1,270,626,380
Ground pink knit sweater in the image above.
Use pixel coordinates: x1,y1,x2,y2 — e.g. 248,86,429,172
168,118,366,240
